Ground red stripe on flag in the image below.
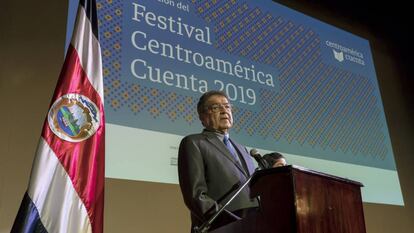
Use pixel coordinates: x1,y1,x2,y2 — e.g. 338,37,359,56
42,44,104,233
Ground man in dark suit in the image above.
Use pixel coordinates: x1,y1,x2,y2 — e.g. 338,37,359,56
178,90,259,232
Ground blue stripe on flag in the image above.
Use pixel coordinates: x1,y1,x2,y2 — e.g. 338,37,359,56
11,192,48,233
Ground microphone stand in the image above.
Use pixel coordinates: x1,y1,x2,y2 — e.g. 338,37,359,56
193,172,256,233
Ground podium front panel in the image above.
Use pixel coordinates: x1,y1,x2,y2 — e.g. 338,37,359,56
293,168,366,233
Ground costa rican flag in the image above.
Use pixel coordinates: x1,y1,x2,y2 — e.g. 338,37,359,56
11,0,105,233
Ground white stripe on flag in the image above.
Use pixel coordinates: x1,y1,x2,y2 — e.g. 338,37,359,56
72,5,104,99
28,138,92,233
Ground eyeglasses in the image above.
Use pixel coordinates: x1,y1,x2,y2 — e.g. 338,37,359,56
206,103,232,113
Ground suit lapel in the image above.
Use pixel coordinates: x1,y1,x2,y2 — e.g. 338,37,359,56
203,131,249,177
232,141,255,175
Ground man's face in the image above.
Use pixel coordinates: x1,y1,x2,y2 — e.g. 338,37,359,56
200,95,233,134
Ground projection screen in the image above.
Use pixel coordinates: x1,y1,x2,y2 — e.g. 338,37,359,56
66,0,403,205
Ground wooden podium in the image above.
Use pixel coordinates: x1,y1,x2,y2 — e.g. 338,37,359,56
210,165,366,233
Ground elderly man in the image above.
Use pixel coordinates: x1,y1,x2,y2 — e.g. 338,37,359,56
178,90,258,232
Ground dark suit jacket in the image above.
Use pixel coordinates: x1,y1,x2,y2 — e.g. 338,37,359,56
178,129,259,230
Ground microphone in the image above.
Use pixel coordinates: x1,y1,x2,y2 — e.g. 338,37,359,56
249,149,269,169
